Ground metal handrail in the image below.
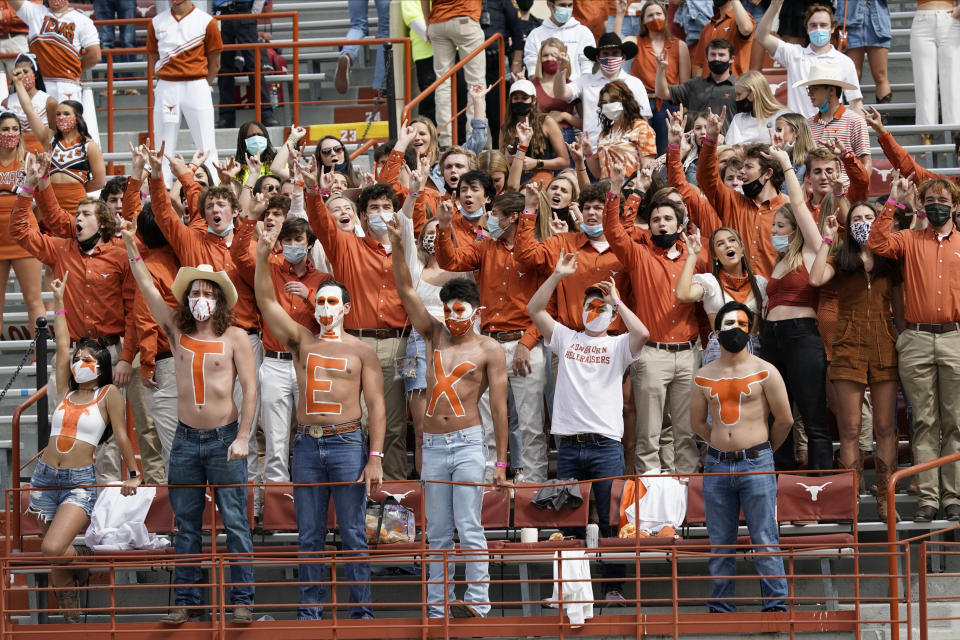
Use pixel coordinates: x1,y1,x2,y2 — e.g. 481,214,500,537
7,385,46,551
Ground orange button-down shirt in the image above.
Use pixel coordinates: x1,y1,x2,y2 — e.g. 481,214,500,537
867,201,960,324
697,140,788,278
878,131,960,189
9,194,139,362
604,194,709,343
231,218,331,352
693,9,753,78
306,192,408,330
668,147,722,240
135,245,179,380
513,215,630,331
148,177,260,331
435,223,546,349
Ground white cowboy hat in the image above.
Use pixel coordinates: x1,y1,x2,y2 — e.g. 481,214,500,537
793,62,857,91
171,264,238,309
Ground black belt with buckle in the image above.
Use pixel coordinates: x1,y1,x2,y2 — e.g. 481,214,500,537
646,339,696,352
557,433,615,446
483,330,525,343
707,442,771,461
297,420,362,438
155,351,173,363
907,322,960,334
346,328,406,339
265,349,293,360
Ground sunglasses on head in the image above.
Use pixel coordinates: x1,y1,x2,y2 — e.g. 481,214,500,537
321,145,344,155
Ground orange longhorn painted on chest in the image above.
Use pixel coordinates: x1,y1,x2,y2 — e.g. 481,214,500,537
694,371,769,426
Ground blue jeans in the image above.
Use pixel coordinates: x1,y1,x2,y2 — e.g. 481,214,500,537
168,422,254,607
422,426,490,618
702,447,787,612
94,0,136,52
555,434,626,593
28,460,97,522
648,97,680,156
291,428,372,619
342,0,392,91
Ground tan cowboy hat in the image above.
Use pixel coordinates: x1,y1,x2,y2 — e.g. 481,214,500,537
171,264,238,309
793,62,857,91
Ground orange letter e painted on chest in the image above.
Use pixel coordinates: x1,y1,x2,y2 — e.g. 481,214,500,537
426,350,477,418
694,371,769,426
179,335,224,405
305,353,348,415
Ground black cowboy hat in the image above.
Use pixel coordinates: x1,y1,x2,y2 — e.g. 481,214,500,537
584,32,639,62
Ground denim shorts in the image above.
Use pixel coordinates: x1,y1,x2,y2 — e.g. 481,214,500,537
836,0,891,49
403,328,428,393
28,459,97,522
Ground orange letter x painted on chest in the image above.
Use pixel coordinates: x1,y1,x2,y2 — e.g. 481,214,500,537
694,371,769,426
179,335,224,405
426,350,477,418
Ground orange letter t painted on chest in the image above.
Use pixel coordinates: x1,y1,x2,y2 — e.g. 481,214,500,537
179,335,224,405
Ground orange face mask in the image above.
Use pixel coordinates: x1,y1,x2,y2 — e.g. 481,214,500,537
444,301,477,336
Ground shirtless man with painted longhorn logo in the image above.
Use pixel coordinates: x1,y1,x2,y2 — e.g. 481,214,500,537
254,223,385,621
120,216,257,626
385,214,509,620
690,301,793,615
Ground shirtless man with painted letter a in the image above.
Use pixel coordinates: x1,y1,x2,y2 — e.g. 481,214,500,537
120,218,256,626
254,224,385,621
385,215,509,619
691,300,793,615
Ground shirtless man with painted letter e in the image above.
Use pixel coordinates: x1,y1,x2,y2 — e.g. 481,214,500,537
255,224,385,621
386,215,509,619
120,218,256,626
691,301,793,615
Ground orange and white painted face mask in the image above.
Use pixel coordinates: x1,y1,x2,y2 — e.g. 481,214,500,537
582,297,613,333
315,285,346,338
443,300,479,336
71,355,99,384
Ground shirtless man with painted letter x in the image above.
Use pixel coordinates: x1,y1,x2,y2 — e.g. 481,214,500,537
385,215,509,619
691,300,793,615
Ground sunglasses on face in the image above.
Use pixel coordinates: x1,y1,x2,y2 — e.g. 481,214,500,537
321,146,344,155
263,184,279,192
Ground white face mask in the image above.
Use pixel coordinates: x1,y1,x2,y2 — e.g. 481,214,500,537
315,285,346,338
71,357,99,384
188,296,217,322
582,297,614,333
601,101,624,121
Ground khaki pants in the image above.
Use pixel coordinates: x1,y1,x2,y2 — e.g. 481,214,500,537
128,356,165,485
427,16,486,146
897,329,960,508
479,340,548,482
630,344,702,474
358,335,409,481
145,356,178,472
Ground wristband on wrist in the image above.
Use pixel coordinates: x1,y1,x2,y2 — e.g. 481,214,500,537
319,189,332,196
702,136,716,144
667,144,680,150
886,198,906,210
129,255,142,263
20,186,34,196
305,185,320,193
128,469,139,479
522,209,537,216
517,144,529,153
409,191,421,197
822,236,833,245
369,450,385,458
607,191,618,198
494,461,508,468
784,166,796,172
54,309,67,316
584,152,594,159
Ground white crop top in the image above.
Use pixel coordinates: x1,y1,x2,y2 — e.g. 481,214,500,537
50,386,111,449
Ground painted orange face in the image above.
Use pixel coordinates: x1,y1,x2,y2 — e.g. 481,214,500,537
583,298,607,324
444,300,476,336
315,285,346,331
720,309,751,332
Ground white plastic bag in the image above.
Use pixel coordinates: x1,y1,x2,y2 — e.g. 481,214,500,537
84,484,170,551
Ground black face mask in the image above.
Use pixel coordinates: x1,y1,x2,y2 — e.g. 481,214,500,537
516,0,534,11
77,234,99,252
331,160,349,174
925,203,953,227
707,59,731,75
735,97,752,114
511,101,532,117
651,231,680,249
741,177,765,200
552,205,571,219
717,328,750,353
622,188,642,200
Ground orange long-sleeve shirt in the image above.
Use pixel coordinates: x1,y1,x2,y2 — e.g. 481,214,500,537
604,193,709,343
9,194,138,362
867,201,960,324
435,223,546,349
878,131,960,188
668,146,722,240
305,192,408,330
697,139,788,278
231,218,331,352
135,245,179,380
148,177,260,331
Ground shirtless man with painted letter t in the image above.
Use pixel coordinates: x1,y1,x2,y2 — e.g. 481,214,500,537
691,300,793,615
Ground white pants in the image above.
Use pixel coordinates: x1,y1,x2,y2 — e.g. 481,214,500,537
479,339,548,483
258,355,298,483
46,78,83,103
145,356,178,472
153,78,219,186
910,10,960,127
233,332,263,483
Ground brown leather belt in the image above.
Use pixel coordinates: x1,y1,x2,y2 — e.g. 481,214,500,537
346,328,406,339
483,330,524,343
265,349,293,360
646,339,696,352
907,322,960,334
297,420,362,438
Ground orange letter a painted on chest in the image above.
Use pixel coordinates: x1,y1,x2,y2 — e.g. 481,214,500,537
426,350,477,418
179,335,225,405
694,371,769,426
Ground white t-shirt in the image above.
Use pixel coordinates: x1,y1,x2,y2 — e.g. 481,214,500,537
547,324,639,441
773,41,863,118
691,272,768,316
724,110,789,146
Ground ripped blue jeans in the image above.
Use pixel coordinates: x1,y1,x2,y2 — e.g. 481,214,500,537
28,459,97,522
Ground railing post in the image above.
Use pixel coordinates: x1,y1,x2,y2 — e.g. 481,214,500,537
106,52,115,173
385,42,397,141
254,46,262,123
919,543,928,640
34,318,48,449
